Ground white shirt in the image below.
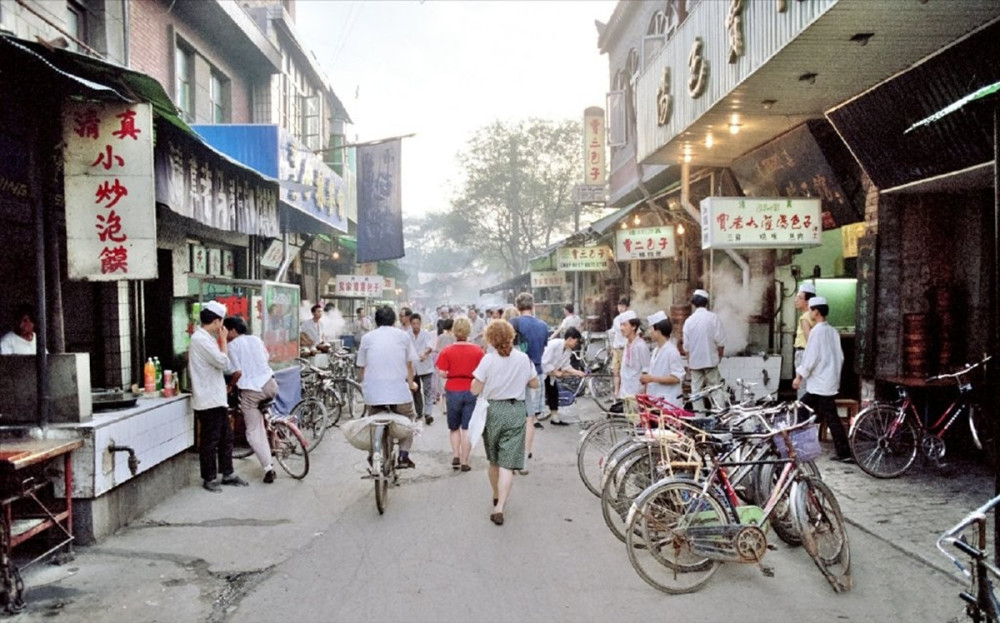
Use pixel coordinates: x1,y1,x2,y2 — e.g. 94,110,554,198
410,328,436,375
357,326,418,405
227,334,273,392
0,331,41,355
300,318,326,346
610,310,630,349
619,337,651,398
647,340,686,403
554,314,582,337
473,350,537,401
682,307,726,370
470,315,486,345
796,321,843,396
541,339,574,374
188,327,230,410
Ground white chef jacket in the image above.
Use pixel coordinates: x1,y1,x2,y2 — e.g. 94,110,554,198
619,337,651,398
610,310,630,349
188,327,230,410
795,321,843,396
682,307,725,370
646,340,686,403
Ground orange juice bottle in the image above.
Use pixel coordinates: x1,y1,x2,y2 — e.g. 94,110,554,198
143,358,156,394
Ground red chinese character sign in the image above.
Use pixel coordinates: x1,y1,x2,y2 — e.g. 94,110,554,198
63,102,156,280
530,271,566,288
700,197,821,250
333,274,383,297
615,226,676,261
556,246,613,272
583,107,606,186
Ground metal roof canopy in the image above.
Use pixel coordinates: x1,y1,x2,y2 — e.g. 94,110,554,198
825,19,1000,193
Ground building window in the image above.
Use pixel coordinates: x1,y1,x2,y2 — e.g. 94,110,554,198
66,1,88,52
210,71,229,123
174,44,194,122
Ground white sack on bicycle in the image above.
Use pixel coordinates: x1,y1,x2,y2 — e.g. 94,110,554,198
468,396,488,450
341,414,417,452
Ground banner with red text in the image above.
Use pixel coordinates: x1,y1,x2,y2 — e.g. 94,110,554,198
700,197,821,250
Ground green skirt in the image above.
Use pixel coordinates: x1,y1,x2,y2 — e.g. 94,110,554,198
482,399,527,470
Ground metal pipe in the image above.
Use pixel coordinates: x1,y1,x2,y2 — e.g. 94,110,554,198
108,443,140,476
28,121,48,429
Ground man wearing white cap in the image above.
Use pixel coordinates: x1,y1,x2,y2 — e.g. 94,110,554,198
618,312,650,398
793,296,852,462
641,311,686,404
793,283,817,397
609,296,631,397
682,289,727,410
189,300,249,492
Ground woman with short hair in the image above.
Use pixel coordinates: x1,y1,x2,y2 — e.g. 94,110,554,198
436,316,483,471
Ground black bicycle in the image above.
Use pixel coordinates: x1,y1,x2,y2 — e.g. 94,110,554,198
938,494,1000,622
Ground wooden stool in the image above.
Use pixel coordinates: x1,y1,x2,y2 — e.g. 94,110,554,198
819,399,859,441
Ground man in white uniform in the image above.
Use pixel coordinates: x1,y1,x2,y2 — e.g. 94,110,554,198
641,311,686,405
357,306,420,468
793,296,852,462
408,313,437,425
299,304,329,356
609,297,631,397
682,289,727,410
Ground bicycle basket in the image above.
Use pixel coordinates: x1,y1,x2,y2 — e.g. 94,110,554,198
773,425,821,463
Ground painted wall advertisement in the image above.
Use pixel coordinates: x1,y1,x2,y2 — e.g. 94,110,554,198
63,101,156,280
615,226,676,261
530,271,566,288
556,246,613,272
700,197,822,250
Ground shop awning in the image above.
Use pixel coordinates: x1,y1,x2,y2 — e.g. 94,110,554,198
479,272,530,295
825,19,1000,193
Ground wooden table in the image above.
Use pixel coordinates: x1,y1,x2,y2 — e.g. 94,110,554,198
1,437,83,614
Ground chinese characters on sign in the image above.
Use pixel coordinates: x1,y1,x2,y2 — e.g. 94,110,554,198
583,107,606,186
615,226,676,261
332,274,384,297
700,197,821,250
280,128,348,233
63,102,156,280
556,246,613,272
530,271,566,288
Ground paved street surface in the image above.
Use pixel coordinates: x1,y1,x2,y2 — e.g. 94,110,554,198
12,397,993,623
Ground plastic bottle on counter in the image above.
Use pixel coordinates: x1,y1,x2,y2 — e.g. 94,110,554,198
163,369,175,397
153,357,163,391
143,358,156,394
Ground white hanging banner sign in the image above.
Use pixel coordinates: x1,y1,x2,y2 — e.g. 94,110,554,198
615,225,676,261
700,197,822,250
530,271,566,288
63,101,156,280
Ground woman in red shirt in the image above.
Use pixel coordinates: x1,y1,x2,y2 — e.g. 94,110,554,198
436,316,485,471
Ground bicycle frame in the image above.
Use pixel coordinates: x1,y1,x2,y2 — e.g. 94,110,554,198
887,387,969,441
938,494,1000,622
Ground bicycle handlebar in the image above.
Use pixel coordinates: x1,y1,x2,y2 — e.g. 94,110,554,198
936,493,1000,577
925,355,992,383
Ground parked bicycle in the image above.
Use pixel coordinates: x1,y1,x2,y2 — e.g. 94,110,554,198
230,395,310,479
938,493,1000,623
849,355,995,478
556,350,616,412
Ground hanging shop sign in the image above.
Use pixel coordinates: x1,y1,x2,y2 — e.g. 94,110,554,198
700,197,821,250
381,276,396,293
332,274,384,297
63,101,156,280
583,107,606,185
572,184,606,204
841,222,867,259
556,246,613,272
616,226,677,261
530,271,566,288
259,239,300,269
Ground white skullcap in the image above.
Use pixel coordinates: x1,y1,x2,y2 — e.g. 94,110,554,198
809,296,828,307
647,310,667,325
798,283,816,295
619,310,637,324
692,289,710,300
203,300,227,319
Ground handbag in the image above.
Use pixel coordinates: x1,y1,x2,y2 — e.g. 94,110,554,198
468,395,489,450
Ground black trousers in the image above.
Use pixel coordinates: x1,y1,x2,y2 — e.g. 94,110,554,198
196,406,234,482
801,393,851,458
544,375,560,412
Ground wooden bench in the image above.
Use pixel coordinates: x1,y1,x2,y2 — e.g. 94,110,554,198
819,398,859,441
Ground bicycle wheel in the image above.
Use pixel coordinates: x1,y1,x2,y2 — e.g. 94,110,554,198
291,398,328,451
374,426,390,515
754,461,802,546
588,375,616,411
272,420,309,479
229,409,254,459
625,479,727,594
969,403,998,467
602,448,657,543
794,477,851,592
849,404,919,478
338,379,364,422
577,419,634,496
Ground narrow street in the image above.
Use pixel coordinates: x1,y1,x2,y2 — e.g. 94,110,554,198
15,398,970,623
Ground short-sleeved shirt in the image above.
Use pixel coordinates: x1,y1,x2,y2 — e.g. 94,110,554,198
0,331,39,355
647,340,686,403
473,351,536,401
541,339,573,374
794,311,816,349
682,307,726,370
300,319,326,346
410,328,437,375
513,315,548,373
437,342,485,392
619,337,651,398
227,334,273,392
357,326,418,405
188,327,231,411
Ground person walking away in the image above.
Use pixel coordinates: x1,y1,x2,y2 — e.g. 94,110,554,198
682,289,727,411
793,297,852,462
1,304,45,355
436,316,484,471
793,283,817,398
468,307,487,347
618,315,650,398
549,303,582,339
511,292,549,474
471,320,539,526
609,297,631,398
408,313,436,425
641,312,686,405
357,305,420,469
189,300,249,492
541,327,586,425
223,316,278,483
432,318,456,408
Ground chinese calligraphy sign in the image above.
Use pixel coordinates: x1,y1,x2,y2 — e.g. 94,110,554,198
556,246,613,272
333,274,384,297
700,197,821,250
615,226,677,261
63,102,156,280
530,271,566,289
583,107,606,186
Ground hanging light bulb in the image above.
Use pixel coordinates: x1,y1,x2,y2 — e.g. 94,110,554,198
729,113,741,134
677,223,685,235
705,132,714,148
620,221,628,229
633,213,641,226
683,153,692,163
332,251,340,260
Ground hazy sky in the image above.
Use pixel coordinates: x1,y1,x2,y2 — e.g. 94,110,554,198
295,0,616,219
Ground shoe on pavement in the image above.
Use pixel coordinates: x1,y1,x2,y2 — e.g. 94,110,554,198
203,480,222,493
425,415,434,425
452,457,461,470
263,469,276,483
533,421,544,429
834,455,856,464
460,464,471,472
550,419,570,426
221,474,250,486
397,456,416,469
